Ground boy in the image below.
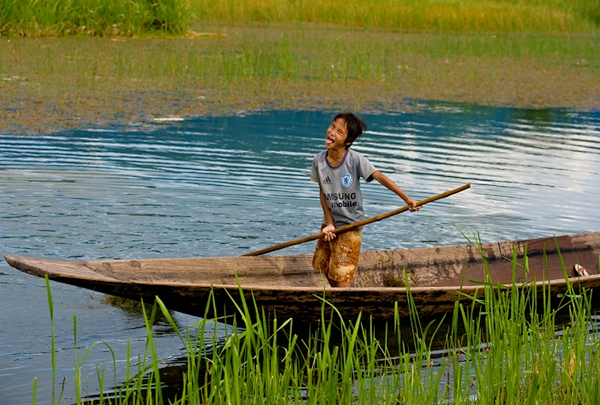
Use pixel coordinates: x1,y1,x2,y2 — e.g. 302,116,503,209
311,112,420,287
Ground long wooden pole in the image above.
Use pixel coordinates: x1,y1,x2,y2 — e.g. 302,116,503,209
242,183,471,257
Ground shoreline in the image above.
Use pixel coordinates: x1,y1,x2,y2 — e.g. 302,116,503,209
5,71,598,136
2,27,599,135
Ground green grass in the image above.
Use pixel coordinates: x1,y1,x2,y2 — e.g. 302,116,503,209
34,245,600,404
5,28,597,86
191,0,600,33
0,0,189,36
1,0,599,37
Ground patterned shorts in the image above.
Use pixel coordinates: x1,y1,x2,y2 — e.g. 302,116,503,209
312,227,362,283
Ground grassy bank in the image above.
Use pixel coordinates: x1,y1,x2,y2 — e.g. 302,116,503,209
191,0,600,33
36,254,600,404
1,0,599,37
0,0,189,36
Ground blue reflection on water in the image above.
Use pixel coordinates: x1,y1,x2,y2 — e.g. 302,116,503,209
1,104,599,403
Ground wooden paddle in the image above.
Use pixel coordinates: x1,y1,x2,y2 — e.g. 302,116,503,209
243,183,471,256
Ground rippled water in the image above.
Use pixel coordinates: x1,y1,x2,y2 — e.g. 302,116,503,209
1,104,599,403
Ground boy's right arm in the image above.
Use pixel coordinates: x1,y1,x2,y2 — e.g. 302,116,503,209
319,185,337,241
371,171,420,212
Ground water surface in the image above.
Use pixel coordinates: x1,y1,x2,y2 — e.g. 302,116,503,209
1,104,599,403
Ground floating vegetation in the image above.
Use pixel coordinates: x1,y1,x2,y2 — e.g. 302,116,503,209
2,24,599,135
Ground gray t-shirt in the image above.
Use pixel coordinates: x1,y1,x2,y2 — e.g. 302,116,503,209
311,149,377,227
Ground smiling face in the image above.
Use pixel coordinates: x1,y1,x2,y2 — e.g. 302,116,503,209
325,118,350,150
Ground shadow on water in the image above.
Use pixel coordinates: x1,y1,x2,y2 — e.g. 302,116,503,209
102,296,182,331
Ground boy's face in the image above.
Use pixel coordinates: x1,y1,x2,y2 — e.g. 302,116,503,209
325,118,350,150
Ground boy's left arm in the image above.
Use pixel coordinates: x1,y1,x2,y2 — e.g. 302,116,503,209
370,171,420,212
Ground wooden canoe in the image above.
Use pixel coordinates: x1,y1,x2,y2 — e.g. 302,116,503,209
5,231,600,324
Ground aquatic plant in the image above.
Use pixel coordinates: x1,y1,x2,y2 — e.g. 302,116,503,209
35,246,600,404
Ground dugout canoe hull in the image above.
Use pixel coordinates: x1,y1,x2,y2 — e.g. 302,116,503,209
5,231,600,323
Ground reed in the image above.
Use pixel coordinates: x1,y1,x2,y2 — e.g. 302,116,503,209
0,0,189,37
190,0,600,32
36,246,600,404
2,0,599,37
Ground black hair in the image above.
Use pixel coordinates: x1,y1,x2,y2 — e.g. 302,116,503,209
334,112,367,149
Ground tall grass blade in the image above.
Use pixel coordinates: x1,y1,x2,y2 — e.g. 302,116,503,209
44,275,57,405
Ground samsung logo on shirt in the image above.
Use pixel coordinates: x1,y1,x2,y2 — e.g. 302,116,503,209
324,192,357,201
